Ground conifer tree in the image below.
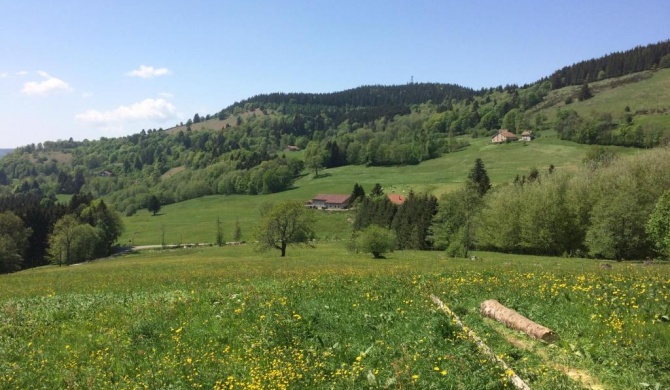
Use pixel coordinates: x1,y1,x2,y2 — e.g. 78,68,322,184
467,158,491,197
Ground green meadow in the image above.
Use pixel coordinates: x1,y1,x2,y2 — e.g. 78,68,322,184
533,68,670,130
121,133,626,246
1,244,668,389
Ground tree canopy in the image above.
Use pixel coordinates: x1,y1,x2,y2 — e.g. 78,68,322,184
254,200,316,257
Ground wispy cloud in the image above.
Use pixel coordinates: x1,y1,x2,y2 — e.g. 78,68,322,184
75,98,178,126
126,65,171,78
21,71,72,96
16,71,28,77
158,92,174,98
0,72,8,78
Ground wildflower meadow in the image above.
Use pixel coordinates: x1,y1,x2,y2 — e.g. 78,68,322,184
0,244,668,389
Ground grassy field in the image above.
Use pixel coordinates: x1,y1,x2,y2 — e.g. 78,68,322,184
121,133,632,246
532,68,670,130
0,244,668,389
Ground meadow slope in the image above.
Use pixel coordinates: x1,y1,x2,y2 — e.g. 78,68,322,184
120,133,635,246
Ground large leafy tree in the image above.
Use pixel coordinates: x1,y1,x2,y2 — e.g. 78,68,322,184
80,200,124,256
254,200,315,257
647,190,670,258
431,187,482,257
48,215,101,265
355,225,396,259
0,211,32,272
304,141,326,177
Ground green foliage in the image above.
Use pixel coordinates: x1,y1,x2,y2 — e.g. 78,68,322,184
80,199,124,256
431,187,482,257
148,195,161,216
578,82,593,101
124,203,137,217
215,217,224,247
391,191,438,250
476,147,670,259
355,224,396,258
254,200,316,257
353,196,397,231
233,216,242,242
646,190,670,258
586,190,649,260
48,214,101,265
304,141,326,177
467,158,491,197
0,211,32,272
660,53,670,69
0,235,23,273
350,183,365,204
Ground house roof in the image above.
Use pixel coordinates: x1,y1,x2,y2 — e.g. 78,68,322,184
388,194,405,205
312,194,351,204
494,129,518,139
520,131,533,136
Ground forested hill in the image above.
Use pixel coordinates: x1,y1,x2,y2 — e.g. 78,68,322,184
543,40,670,89
0,149,13,158
225,83,477,111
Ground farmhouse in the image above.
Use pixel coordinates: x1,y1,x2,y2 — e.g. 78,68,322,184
308,194,351,209
388,194,405,205
491,129,518,144
520,131,535,141
286,145,301,152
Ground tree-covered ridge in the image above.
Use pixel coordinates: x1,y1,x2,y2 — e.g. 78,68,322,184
544,40,670,89
224,83,477,112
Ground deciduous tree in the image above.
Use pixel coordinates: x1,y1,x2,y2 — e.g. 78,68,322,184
647,190,670,258
254,200,315,257
356,225,396,259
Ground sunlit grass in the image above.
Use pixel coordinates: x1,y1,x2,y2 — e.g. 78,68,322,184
1,244,668,388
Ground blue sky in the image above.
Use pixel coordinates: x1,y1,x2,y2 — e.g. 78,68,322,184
1,0,669,148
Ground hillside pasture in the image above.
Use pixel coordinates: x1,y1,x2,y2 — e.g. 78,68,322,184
532,68,670,132
120,134,625,246
0,244,668,389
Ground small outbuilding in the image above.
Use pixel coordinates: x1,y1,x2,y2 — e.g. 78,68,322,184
520,131,535,141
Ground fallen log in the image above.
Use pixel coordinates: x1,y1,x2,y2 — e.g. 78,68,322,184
481,299,555,343
430,294,531,390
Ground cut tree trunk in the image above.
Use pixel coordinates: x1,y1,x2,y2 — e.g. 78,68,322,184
431,295,531,390
481,299,556,343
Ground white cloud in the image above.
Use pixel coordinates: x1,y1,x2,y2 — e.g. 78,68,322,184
158,92,174,98
21,71,72,96
0,72,8,78
126,65,171,78
75,98,178,126
16,71,28,77
81,91,93,99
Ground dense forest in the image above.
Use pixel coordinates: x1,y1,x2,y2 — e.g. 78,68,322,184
544,40,670,88
1,39,670,273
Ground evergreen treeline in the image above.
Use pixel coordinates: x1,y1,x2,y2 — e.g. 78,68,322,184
353,187,438,251
544,40,670,88
225,83,476,114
